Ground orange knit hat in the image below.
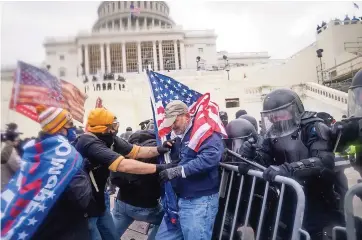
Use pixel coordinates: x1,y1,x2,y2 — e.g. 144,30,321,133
36,105,72,134
87,108,115,133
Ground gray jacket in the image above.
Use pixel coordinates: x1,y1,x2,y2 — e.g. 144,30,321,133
1,141,21,191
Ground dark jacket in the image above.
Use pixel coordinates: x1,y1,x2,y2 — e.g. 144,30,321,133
111,130,161,208
172,127,224,198
32,166,95,240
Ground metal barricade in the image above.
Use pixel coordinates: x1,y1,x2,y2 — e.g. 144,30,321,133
216,163,310,240
332,182,362,240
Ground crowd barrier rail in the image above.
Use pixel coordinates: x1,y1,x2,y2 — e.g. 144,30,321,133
332,182,362,240
217,163,310,240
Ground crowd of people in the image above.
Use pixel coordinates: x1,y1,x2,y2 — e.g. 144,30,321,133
1,69,362,240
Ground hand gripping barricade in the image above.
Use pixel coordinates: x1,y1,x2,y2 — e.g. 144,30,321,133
214,162,310,240
332,182,362,240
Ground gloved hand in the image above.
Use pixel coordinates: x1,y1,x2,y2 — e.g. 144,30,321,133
157,139,176,155
263,163,291,182
155,163,177,173
240,138,257,159
159,166,183,182
238,162,251,175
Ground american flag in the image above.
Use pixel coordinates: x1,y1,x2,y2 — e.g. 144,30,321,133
146,70,227,152
10,61,87,123
130,3,140,16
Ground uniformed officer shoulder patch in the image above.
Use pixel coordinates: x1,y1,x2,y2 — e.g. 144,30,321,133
313,122,331,141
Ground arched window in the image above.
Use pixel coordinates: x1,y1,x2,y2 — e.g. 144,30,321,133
102,83,106,90
59,67,66,77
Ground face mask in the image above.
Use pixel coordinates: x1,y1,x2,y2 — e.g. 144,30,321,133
96,133,115,147
66,127,77,142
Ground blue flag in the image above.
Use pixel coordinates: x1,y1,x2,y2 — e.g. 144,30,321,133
1,135,83,240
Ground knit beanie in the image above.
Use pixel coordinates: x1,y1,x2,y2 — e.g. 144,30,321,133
87,108,115,133
36,105,71,134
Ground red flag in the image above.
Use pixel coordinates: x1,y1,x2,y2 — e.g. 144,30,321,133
9,61,87,123
95,97,103,108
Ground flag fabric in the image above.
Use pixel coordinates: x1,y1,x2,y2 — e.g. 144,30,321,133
9,61,87,123
354,2,359,9
1,135,83,240
146,70,227,152
95,97,103,108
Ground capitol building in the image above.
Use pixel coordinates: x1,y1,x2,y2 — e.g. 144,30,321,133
1,1,362,137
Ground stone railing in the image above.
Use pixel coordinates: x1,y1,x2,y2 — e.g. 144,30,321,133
243,82,348,110
304,82,347,110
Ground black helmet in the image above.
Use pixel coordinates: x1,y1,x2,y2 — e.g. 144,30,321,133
261,88,304,138
347,69,362,117
226,118,257,153
238,114,258,132
316,112,335,127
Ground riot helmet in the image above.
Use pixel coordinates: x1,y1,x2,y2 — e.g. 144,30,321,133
261,88,304,139
347,69,362,118
219,111,229,127
226,118,257,153
238,114,258,132
316,112,335,127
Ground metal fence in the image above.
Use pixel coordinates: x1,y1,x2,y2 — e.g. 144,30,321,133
333,182,362,240
214,163,310,240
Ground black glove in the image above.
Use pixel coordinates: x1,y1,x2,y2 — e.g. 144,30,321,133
159,166,183,182
241,138,257,159
157,139,175,155
238,162,251,175
263,163,291,182
156,163,177,173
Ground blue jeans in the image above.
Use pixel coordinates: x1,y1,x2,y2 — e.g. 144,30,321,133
155,193,219,240
112,199,164,240
89,192,118,240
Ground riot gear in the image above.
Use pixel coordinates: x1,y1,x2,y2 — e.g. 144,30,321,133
348,69,362,118
226,118,257,155
261,88,304,139
239,114,258,132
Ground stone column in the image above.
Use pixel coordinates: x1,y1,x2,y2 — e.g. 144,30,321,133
106,43,111,73
159,41,164,70
174,40,179,70
128,16,131,29
137,41,142,72
152,18,155,27
136,18,139,30
152,41,158,70
122,42,127,73
77,45,83,76
179,40,186,69
100,44,105,73
84,44,89,75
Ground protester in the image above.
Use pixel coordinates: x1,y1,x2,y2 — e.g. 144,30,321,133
1,105,95,240
74,108,175,240
111,129,164,240
120,127,133,140
155,100,224,240
219,111,229,127
1,123,22,191
235,109,247,119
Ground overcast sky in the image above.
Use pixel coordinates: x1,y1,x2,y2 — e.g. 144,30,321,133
1,1,361,67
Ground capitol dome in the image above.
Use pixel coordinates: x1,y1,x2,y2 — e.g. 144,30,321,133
93,1,175,31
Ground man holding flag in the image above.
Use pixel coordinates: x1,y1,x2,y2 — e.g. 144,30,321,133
145,71,226,240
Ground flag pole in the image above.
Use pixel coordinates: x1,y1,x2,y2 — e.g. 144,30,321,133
144,69,172,164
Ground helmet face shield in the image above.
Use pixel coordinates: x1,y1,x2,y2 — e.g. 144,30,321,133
348,87,362,118
261,102,301,139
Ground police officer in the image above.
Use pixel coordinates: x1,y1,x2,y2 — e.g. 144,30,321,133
332,69,362,177
238,114,258,132
240,88,341,239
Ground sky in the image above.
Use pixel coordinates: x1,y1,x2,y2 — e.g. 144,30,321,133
1,1,361,67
